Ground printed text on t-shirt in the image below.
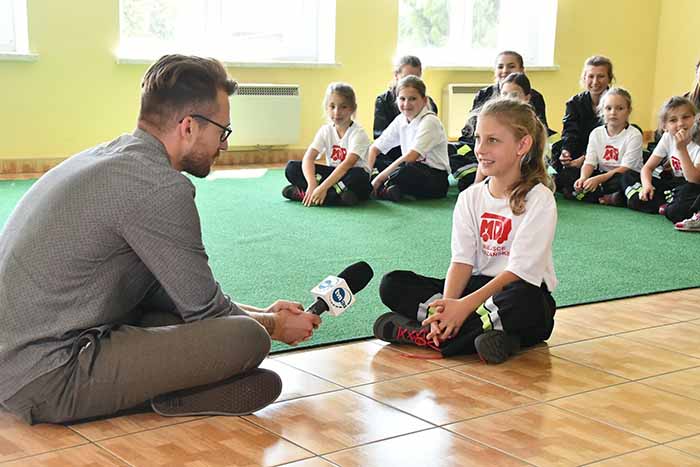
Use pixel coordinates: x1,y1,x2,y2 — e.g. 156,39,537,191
331,145,347,162
603,145,619,161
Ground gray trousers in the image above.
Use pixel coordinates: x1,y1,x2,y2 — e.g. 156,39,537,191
3,288,271,425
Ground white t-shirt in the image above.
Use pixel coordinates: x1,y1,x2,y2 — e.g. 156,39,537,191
373,105,450,172
451,182,558,292
584,125,643,173
310,121,371,173
651,131,700,179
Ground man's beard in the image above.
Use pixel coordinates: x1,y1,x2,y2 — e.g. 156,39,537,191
180,150,217,178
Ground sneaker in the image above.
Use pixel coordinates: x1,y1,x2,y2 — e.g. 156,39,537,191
658,203,668,216
675,212,700,232
151,368,282,417
474,330,521,364
373,312,439,351
377,185,402,202
282,185,304,202
339,190,359,206
598,192,623,206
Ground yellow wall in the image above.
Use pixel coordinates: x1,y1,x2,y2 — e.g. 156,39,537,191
652,0,700,128
0,0,696,160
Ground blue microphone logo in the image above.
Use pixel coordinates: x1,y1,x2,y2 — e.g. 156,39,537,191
331,287,349,308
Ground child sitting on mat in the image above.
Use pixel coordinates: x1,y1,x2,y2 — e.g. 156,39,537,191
623,96,700,226
282,82,372,206
373,97,557,363
368,75,451,202
571,87,643,205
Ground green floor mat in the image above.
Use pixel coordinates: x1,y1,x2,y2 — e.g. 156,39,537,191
1,169,698,352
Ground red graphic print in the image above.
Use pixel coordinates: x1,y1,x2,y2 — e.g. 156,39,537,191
671,156,682,173
480,213,512,244
603,145,619,161
331,145,347,162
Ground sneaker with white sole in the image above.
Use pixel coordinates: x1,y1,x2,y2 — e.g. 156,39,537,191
675,212,700,232
151,368,282,417
373,312,440,351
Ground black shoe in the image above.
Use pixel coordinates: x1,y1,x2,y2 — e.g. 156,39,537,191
373,312,439,351
151,368,282,417
282,184,304,202
339,190,359,206
474,331,520,364
377,185,402,202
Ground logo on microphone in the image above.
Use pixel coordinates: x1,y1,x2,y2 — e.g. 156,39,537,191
331,287,350,308
318,277,340,290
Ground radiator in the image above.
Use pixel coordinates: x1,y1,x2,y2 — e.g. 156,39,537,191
229,84,301,147
442,83,489,140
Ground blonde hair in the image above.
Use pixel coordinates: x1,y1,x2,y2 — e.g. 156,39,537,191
658,96,697,129
597,87,633,120
396,75,427,98
322,82,357,121
479,98,553,215
690,59,700,109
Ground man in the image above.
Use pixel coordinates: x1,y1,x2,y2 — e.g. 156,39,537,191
0,55,320,424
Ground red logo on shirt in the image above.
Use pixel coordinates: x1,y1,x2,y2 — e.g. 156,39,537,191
603,145,619,161
480,213,512,244
671,156,681,172
331,145,347,162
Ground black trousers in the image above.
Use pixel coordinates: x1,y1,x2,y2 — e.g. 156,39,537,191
569,171,628,203
285,160,372,204
665,182,700,222
379,270,556,357
622,171,684,214
448,144,479,192
381,162,449,199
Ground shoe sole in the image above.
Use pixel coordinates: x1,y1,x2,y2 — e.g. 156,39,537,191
151,368,282,417
474,331,511,364
675,226,700,232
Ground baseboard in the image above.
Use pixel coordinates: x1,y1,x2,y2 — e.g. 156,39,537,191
0,149,305,176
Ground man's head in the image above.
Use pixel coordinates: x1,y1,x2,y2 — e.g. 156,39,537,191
139,55,238,177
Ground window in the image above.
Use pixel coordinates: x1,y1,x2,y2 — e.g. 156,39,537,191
0,0,29,54
397,0,557,68
118,0,336,64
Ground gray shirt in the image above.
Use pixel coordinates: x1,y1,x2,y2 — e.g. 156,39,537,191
0,129,243,401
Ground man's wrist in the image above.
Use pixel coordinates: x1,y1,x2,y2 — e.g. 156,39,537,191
248,311,277,337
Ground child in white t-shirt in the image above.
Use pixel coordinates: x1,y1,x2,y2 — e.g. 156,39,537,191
373,98,557,362
623,96,700,224
282,82,371,206
368,75,450,202
572,87,643,205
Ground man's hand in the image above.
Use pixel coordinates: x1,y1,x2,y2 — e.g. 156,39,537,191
265,300,303,314
271,308,321,345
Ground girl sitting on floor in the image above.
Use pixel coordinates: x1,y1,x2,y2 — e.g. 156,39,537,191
624,96,700,225
282,82,372,206
571,87,643,205
373,98,557,363
368,75,451,202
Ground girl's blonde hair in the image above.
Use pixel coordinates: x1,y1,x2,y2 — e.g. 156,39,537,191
658,96,697,130
479,98,553,215
597,87,633,119
322,82,357,121
396,75,427,98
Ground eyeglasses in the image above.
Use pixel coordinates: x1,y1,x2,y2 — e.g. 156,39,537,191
185,114,232,142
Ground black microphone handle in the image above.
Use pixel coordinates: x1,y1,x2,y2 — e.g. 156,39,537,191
305,297,329,315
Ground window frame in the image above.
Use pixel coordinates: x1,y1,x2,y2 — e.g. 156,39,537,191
116,0,338,67
396,0,558,69
0,0,36,60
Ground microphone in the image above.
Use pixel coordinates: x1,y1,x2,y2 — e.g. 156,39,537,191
305,261,374,316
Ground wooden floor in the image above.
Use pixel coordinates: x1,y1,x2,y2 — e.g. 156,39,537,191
1,289,699,466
